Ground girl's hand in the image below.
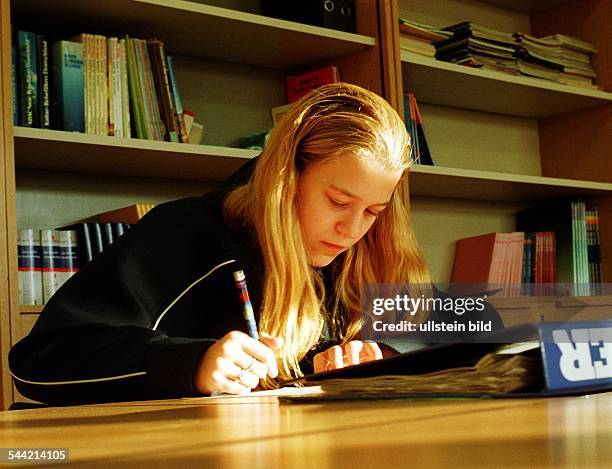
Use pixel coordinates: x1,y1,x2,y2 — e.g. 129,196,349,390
313,340,383,373
194,331,282,395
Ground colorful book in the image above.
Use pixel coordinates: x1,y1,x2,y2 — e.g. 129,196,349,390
148,39,179,143
51,40,84,132
285,65,340,103
166,55,189,143
403,92,433,165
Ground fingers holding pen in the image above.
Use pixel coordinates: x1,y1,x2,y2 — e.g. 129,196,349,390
194,330,281,395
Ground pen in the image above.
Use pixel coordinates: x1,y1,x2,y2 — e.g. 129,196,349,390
233,270,259,340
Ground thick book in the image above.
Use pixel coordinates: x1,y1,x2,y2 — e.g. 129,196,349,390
17,229,43,305
284,321,612,399
41,229,62,303
285,65,340,103
51,40,84,132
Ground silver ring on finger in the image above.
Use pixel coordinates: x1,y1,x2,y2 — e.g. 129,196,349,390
246,356,258,373
244,355,256,372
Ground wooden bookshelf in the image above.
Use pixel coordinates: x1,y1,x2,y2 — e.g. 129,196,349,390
397,0,611,285
401,52,612,118
14,127,259,182
409,165,612,202
11,0,375,70
0,0,390,409
19,305,43,314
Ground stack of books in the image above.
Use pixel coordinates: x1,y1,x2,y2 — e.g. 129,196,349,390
398,18,451,57
12,30,190,143
435,22,519,75
514,33,599,89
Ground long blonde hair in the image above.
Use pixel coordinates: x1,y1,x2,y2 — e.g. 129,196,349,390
224,83,430,380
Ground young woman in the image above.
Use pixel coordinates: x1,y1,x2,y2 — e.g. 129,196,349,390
9,83,483,405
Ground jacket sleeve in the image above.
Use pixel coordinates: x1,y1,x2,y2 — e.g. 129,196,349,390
9,198,239,405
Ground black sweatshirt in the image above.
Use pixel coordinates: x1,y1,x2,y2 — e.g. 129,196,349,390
9,159,279,405
9,158,503,405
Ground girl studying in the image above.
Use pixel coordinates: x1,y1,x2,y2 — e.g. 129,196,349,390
9,83,499,405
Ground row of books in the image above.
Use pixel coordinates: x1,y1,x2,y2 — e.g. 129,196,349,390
18,229,78,305
451,200,602,296
18,203,154,305
398,18,600,90
12,30,191,142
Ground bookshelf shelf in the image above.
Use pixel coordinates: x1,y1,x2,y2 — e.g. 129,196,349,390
13,127,259,182
19,306,43,314
401,52,612,118
11,0,376,70
409,165,612,202
478,0,573,13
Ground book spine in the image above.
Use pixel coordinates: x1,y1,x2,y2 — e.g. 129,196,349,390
82,34,92,134
17,30,39,127
133,39,154,139
18,229,43,305
59,230,79,286
99,35,109,135
37,35,51,128
92,223,104,257
119,39,131,138
125,37,146,139
112,222,125,239
166,55,189,143
12,44,19,124
107,37,116,137
102,222,114,248
285,65,339,103
148,40,179,143
139,39,164,140
41,229,62,304
52,41,84,132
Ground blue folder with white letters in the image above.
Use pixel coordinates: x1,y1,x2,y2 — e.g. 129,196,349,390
295,321,612,397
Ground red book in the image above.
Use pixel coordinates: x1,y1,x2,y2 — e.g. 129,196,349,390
285,65,340,103
451,233,499,283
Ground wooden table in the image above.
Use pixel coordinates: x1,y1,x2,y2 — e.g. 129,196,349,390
0,392,611,468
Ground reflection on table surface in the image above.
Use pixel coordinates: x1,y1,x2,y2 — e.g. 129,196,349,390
1,392,611,468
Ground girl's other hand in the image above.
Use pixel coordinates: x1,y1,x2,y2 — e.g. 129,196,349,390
313,340,383,373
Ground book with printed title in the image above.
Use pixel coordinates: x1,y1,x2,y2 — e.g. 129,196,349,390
281,321,612,400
